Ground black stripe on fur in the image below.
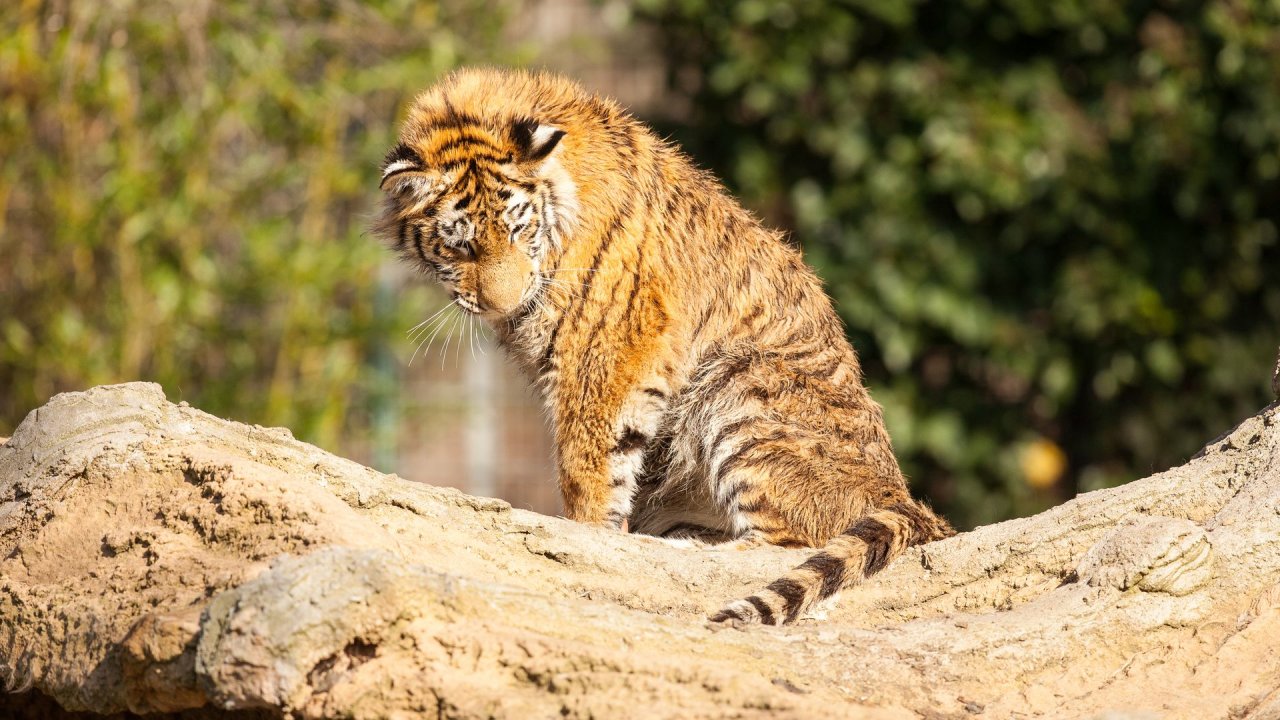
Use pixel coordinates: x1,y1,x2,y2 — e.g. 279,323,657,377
765,578,808,624
382,142,421,170
845,517,895,575
889,501,940,543
745,596,776,625
613,428,650,454
710,607,742,623
799,551,848,600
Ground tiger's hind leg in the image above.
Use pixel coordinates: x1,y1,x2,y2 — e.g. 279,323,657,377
678,348,861,552
699,411,844,551
711,462,818,551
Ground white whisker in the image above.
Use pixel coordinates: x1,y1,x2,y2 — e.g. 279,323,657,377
439,312,463,372
408,315,446,347
454,314,465,369
467,314,477,362
409,314,446,365
409,302,458,366
407,302,455,341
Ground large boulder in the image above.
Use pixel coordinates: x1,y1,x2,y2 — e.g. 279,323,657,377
1,382,1278,718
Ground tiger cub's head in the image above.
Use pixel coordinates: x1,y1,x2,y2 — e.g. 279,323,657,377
374,117,576,318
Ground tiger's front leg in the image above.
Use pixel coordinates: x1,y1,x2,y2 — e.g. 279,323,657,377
554,405,626,528
553,371,669,530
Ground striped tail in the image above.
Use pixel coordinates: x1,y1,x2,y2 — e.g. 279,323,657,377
710,500,953,625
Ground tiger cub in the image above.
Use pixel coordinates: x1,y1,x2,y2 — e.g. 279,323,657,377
373,68,954,625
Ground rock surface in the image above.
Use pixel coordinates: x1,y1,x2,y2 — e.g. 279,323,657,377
1,382,1279,718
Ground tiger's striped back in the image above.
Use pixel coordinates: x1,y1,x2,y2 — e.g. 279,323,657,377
374,68,954,625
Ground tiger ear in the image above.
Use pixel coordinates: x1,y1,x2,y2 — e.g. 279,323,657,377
379,141,434,191
511,118,566,164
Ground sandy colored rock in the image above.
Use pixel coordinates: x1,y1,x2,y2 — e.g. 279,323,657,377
1,382,1279,718
1075,516,1213,595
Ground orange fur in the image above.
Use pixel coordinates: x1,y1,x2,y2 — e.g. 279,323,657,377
374,68,954,625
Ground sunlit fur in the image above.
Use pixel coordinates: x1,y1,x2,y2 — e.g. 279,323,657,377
374,68,955,626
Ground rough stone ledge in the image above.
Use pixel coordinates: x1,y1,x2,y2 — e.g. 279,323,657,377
1,383,1278,719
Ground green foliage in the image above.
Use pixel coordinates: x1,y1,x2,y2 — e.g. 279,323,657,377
0,0,513,450
635,0,1280,527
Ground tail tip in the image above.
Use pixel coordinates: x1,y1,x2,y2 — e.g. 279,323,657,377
709,597,777,626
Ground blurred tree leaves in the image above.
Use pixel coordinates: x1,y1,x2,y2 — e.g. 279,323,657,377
0,0,513,451
636,0,1280,527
